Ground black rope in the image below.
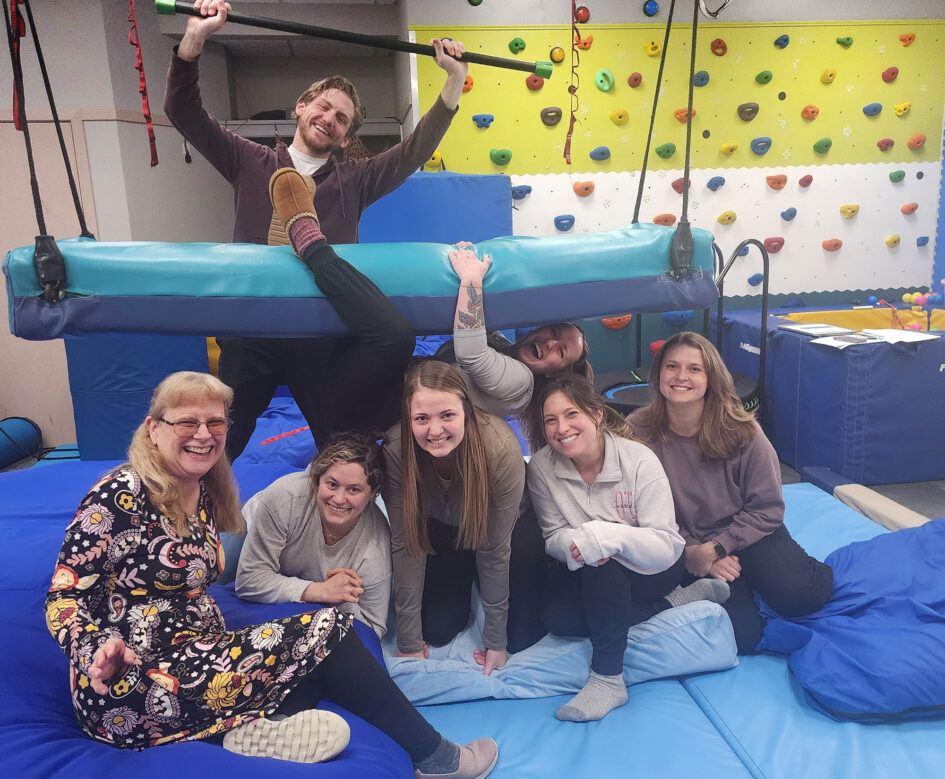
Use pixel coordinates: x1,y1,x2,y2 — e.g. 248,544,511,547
631,0,677,224
21,0,94,238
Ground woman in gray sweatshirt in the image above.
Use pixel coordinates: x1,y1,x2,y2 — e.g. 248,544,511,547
527,375,728,723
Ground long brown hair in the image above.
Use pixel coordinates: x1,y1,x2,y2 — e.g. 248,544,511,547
532,374,633,450
399,361,490,557
635,332,756,460
127,372,243,536
517,322,595,452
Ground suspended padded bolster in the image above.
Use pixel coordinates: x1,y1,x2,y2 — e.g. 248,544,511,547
4,222,717,339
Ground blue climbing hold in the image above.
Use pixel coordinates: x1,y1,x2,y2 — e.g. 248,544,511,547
706,176,726,192
750,137,773,155
781,207,797,221
554,214,576,231
737,246,750,256
774,34,790,49
693,70,710,87
589,146,611,161
662,310,693,327
916,236,929,246
862,103,882,117
643,1,660,17
747,273,764,287
510,185,532,200
471,113,495,128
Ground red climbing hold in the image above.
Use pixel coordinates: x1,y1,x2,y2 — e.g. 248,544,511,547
882,66,899,83
798,174,813,188
671,178,690,194
628,72,642,88
526,74,544,91
710,38,727,56
575,5,590,23
764,237,785,253
877,138,894,152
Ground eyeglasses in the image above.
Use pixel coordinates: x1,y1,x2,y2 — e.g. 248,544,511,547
158,417,229,436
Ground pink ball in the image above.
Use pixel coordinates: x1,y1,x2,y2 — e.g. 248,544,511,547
908,323,922,330
915,294,928,305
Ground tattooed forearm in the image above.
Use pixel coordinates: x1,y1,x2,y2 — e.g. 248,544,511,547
456,283,485,329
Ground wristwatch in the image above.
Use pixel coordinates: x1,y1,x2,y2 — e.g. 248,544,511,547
712,540,727,559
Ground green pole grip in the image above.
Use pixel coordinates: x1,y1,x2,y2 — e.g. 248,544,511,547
154,0,176,14
534,61,554,79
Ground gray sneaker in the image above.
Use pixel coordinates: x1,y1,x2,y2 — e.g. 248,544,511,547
223,709,350,763
414,738,499,779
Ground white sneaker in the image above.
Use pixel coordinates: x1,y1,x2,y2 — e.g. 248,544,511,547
223,709,350,763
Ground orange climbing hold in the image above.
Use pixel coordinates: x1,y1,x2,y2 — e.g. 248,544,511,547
573,181,595,197
673,108,696,123
901,202,919,215
907,133,926,150
899,33,915,46
601,314,633,330
766,175,787,191
575,34,593,51
653,213,677,226
801,105,819,120
462,75,474,93
822,239,842,252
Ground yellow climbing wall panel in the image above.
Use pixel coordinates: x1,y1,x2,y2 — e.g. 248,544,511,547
413,20,944,175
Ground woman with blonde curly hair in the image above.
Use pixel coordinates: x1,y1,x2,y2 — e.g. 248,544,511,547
45,371,496,777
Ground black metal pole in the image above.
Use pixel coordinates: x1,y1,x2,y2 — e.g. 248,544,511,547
156,0,552,77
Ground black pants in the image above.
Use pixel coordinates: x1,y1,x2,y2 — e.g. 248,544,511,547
275,628,441,764
421,504,548,653
220,241,414,460
541,553,686,676
699,524,834,654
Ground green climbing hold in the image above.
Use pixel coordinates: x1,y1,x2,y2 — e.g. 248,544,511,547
490,148,512,166
889,170,906,183
836,36,853,48
655,142,677,159
508,37,526,54
813,137,832,154
755,70,773,84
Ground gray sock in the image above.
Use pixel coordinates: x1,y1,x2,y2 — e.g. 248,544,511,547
665,578,730,608
555,671,628,722
413,736,460,774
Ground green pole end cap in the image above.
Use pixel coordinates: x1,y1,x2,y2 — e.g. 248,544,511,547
534,61,554,79
155,0,177,15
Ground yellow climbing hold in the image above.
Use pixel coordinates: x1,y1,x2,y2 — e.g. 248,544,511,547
839,204,860,219
609,109,629,126
717,210,737,225
885,234,901,248
719,143,738,155
894,102,911,116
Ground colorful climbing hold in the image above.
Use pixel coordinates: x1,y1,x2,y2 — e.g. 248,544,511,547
706,176,726,192
589,146,611,161
510,185,532,200
711,38,727,56
643,1,660,17
839,204,859,219
774,34,790,49
554,214,575,231
766,174,787,190
575,34,593,51
862,103,882,117
462,75,474,93
755,70,773,85
609,109,629,126
540,107,563,127
813,137,832,154
653,213,677,226
663,310,693,327
573,181,595,197
822,239,843,252
717,210,737,225
889,170,905,183
750,137,773,155
899,33,915,47
747,273,765,287
763,237,785,253
907,133,926,150
595,69,615,92
885,234,900,248
877,138,894,152
508,37,526,54
526,74,544,91
673,108,696,123
901,202,918,215
671,178,690,194
801,104,819,120
693,70,709,87
423,151,443,172
719,142,737,155
781,207,797,221
627,72,643,88
799,174,813,188
737,102,760,121
575,5,590,22
882,66,899,83
916,236,929,247
550,46,566,63
821,69,836,84
602,313,633,330
471,113,495,129
736,246,749,256
894,102,911,116
489,148,512,166
836,36,853,48
645,40,662,57
655,142,677,159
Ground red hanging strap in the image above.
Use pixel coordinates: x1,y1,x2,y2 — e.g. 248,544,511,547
128,0,158,166
563,0,581,166
10,0,24,130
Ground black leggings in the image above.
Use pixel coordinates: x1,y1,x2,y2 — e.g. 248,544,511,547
275,628,441,764
221,241,414,460
701,524,834,654
421,504,548,653
540,554,686,676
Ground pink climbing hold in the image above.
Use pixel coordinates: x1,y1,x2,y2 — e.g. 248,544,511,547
764,237,785,253
799,174,813,188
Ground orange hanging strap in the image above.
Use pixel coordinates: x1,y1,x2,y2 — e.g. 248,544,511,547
563,0,581,166
128,0,158,166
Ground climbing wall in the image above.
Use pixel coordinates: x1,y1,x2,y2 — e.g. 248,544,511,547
412,20,944,297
